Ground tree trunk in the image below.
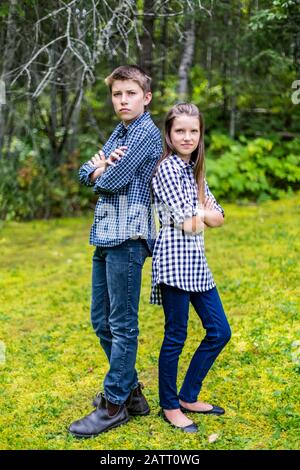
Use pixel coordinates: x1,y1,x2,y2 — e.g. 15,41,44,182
222,57,229,124
229,93,237,139
139,0,155,76
229,9,240,139
177,18,196,100
159,6,168,91
206,15,213,85
67,72,84,157
0,0,18,158
294,29,300,76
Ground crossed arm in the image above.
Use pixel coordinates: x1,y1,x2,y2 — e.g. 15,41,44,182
79,126,157,193
88,147,127,183
155,162,224,235
183,197,224,233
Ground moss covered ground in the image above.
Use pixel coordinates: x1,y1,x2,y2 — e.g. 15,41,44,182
0,195,299,450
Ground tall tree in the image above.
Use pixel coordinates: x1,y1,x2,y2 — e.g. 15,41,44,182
139,0,155,76
0,0,18,158
177,18,196,99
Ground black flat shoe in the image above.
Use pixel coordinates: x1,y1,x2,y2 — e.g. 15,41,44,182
158,409,198,433
180,404,225,415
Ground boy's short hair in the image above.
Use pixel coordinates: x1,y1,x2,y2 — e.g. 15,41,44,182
105,65,152,94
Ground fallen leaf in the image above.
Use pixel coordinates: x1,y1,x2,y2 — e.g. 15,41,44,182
208,433,219,443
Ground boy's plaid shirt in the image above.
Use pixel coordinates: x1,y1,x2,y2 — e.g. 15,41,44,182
79,112,163,253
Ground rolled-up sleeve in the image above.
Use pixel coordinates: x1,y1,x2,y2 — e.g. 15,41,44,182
205,180,225,217
93,129,154,195
78,162,97,186
154,161,197,225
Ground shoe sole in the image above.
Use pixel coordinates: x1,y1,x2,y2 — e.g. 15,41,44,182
68,416,130,439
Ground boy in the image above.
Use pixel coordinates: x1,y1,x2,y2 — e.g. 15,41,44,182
69,65,163,438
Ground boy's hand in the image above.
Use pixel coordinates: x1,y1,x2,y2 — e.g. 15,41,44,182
89,146,127,169
88,150,106,183
89,150,106,168
88,146,127,183
106,146,127,167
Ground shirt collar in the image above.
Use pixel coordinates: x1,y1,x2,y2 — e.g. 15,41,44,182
116,111,151,136
172,153,195,170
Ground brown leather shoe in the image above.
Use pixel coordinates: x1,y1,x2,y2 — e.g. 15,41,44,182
69,394,130,438
92,383,150,416
125,382,150,416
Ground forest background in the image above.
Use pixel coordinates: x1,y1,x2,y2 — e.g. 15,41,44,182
0,0,299,219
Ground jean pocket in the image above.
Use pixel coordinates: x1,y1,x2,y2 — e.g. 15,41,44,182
128,239,149,266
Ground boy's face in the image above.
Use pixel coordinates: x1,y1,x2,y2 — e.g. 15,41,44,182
111,79,152,125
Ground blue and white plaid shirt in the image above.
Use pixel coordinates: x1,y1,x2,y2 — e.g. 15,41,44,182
150,154,225,304
79,111,163,253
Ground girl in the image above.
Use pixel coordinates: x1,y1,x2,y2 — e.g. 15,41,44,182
151,103,231,433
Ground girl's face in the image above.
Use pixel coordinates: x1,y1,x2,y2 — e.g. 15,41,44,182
170,115,200,161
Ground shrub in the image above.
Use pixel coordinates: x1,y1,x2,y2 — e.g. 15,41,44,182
206,134,300,202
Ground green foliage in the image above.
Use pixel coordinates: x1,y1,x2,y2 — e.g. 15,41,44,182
191,65,223,111
206,134,300,202
1,0,299,223
0,196,299,449
0,3,9,18
249,0,297,30
1,131,298,221
151,77,181,123
0,137,92,221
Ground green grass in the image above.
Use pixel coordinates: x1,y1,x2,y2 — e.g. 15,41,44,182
0,194,299,450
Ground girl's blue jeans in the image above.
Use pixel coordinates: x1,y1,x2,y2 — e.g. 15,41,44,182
159,284,231,409
90,239,149,405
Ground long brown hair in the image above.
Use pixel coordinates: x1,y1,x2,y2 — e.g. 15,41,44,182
154,103,205,203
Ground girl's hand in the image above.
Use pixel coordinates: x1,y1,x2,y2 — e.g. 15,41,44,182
203,196,224,228
204,196,215,211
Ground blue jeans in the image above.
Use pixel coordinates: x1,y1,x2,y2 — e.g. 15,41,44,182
91,239,149,405
159,284,231,409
